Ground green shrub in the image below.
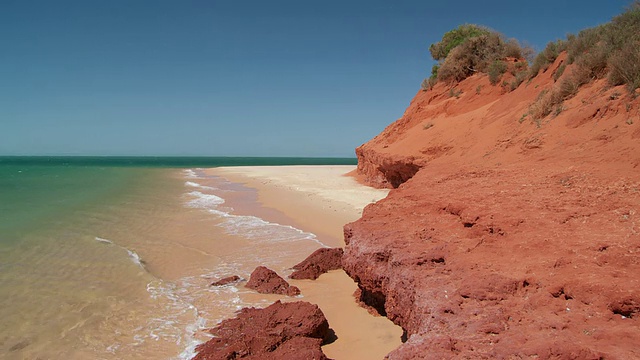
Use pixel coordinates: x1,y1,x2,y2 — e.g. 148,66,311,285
553,63,566,82
429,24,491,61
428,76,438,88
426,4,640,92
608,42,640,92
488,60,508,85
427,24,526,85
565,2,640,91
421,79,430,91
576,43,609,78
528,90,553,120
512,60,528,74
518,113,528,123
529,40,566,78
553,104,565,117
525,2,640,95
437,46,470,83
436,32,524,83
429,64,440,80
605,3,640,91
510,70,528,91
566,27,603,64
555,75,581,101
504,38,525,59
528,67,592,121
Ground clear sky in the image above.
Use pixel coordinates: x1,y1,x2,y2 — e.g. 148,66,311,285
0,0,631,157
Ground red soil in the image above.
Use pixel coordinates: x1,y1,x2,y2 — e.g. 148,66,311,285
346,53,640,358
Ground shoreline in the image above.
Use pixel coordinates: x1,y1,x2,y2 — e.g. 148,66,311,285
205,165,402,360
207,165,388,246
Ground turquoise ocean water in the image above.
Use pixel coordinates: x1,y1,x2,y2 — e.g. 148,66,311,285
0,156,355,359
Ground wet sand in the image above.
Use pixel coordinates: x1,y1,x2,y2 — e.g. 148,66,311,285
206,165,402,360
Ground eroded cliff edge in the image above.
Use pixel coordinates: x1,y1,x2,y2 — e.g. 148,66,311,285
344,54,640,358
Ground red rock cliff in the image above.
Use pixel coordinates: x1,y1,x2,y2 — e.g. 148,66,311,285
345,54,640,358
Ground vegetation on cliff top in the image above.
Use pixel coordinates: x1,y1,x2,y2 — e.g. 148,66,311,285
423,2,640,97
530,1,640,93
423,24,529,89
526,2,640,120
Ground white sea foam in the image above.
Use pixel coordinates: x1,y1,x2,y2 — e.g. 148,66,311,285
126,249,145,269
94,237,145,269
106,344,119,354
217,213,324,246
186,191,225,209
99,254,244,359
185,181,216,191
182,182,327,248
144,279,201,358
145,267,265,360
183,169,198,179
176,316,208,360
94,237,113,244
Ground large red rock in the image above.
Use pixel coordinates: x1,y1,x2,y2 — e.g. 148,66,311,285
192,300,331,360
290,248,343,280
246,266,300,296
344,54,640,358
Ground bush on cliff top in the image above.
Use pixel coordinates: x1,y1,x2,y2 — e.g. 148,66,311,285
425,3,640,94
426,24,527,86
530,2,640,92
429,24,491,61
526,2,640,121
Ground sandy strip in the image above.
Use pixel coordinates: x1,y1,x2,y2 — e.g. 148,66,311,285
207,165,388,247
205,165,402,360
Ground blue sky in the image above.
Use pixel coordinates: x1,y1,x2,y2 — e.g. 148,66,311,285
0,1,631,157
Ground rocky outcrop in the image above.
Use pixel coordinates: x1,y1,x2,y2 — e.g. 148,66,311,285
355,146,423,189
193,300,332,360
210,275,242,287
345,164,640,358
290,248,344,280
346,54,640,358
246,266,300,296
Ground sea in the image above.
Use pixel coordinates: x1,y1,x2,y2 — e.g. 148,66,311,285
0,156,356,359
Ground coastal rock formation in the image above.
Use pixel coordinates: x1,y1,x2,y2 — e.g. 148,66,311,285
246,266,300,296
345,53,640,358
192,300,332,360
290,248,344,280
210,275,242,287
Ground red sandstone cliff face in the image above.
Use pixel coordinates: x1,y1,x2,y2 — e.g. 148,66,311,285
345,54,640,358
355,53,640,188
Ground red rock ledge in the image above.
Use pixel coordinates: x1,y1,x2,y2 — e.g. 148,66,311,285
345,164,640,359
193,300,332,360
